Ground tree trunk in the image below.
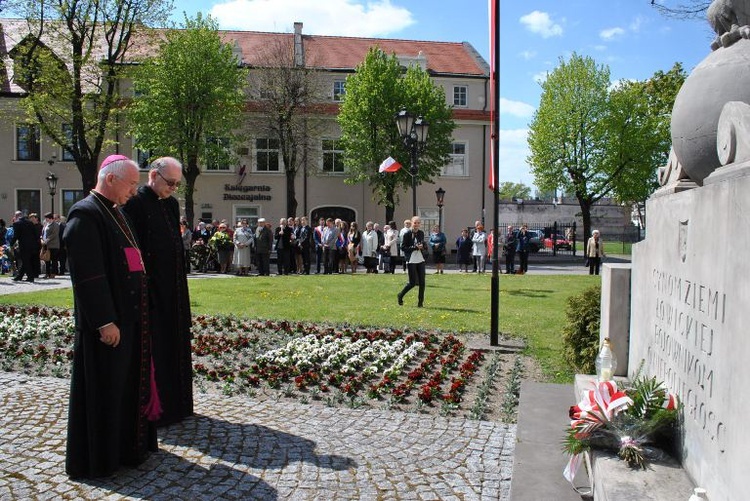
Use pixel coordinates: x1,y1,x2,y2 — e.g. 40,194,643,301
78,158,98,194
384,184,396,224
286,168,298,217
183,158,200,227
577,195,594,245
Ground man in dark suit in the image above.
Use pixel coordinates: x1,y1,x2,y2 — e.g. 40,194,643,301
11,210,41,282
123,156,193,427
64,155,158,479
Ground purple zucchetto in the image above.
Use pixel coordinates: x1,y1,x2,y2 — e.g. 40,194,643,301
99,154,130,171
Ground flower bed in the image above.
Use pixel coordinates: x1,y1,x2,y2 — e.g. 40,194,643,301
0,305,528,420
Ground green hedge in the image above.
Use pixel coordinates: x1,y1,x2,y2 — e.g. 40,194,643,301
562,284,601,374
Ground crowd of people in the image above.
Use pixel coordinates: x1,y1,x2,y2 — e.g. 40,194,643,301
1,211,67,282
180,217,521,277
2,210,596,281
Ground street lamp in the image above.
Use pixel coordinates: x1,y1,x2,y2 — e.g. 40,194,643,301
45,156,58,215
435,187,445,231
395,109,429,216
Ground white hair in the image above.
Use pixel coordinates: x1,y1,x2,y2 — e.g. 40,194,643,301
150,156,182,172
98,159,138,181
592,229,600,236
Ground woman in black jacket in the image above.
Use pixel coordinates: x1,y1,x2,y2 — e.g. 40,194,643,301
397,216,427,307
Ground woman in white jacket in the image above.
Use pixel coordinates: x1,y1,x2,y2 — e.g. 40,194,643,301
361,221,379,273
586,229,606,275
471,224,487,273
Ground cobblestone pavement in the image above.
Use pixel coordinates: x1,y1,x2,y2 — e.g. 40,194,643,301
0,373,515,500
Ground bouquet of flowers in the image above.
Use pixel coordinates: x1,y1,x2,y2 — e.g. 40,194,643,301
563,375,678,484
208,231,233,251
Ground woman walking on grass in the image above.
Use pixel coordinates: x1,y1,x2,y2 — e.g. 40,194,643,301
397,216,427,307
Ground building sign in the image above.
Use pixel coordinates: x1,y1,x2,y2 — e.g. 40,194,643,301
223,184,272,202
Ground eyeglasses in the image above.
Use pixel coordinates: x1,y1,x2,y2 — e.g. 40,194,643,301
156,170,181,188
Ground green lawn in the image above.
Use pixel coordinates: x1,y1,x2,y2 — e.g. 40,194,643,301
1,273,599,382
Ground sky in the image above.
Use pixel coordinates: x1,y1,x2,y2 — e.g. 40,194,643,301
167,0,716,190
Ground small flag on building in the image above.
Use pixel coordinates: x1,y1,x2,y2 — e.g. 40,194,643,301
379,156,402,173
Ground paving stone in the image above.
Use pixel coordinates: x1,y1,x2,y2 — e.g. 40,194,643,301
1,372,515,500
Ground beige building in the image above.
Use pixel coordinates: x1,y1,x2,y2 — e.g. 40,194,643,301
0,21,492,238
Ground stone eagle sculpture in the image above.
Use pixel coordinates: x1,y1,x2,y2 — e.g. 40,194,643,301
708,0,750,50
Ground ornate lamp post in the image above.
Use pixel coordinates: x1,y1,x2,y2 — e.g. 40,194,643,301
435,187,445,231
45,155,58,215
395,109,429,216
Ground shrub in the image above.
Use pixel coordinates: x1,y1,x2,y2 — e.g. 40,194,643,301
562,284,601,373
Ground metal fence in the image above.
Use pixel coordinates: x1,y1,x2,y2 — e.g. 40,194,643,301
496,221,578,257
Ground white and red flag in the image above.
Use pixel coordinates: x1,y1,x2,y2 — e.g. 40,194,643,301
379,156,402,173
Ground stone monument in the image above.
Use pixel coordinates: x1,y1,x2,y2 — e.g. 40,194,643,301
628,3,750,499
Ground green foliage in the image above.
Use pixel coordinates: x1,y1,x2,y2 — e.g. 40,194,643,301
497,182,532,201
8,0,172,191
608,63,686,207
562,284,601,373
127,13,248,224
337,47,455,219
528,53,685,240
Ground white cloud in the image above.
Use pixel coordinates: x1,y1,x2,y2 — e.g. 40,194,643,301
519,11,563,38
519,50,537,60
532,71,549,85
600,27,625,40
592,44,607,51
499,128,535,187
608,78,637,92
209,0,414,37
629,16,645,33
500,98,535,118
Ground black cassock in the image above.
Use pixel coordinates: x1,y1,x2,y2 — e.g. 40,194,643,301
124,186,193,426
64,193,157,479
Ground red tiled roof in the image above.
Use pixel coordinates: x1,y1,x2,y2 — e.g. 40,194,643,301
224,31,488,76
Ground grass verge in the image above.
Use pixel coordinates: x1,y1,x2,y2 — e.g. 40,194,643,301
0,273,599,382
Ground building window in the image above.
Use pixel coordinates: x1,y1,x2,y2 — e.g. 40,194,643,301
453,85,468,107
62,189,85,216
206,137,231,171
419,207,439,234
234,206,260,228
333,80,346,101
322,139,344,174
442,142,468,177
255,138,280,172
61,124,75,162
16,189,41,215
16,124,40,161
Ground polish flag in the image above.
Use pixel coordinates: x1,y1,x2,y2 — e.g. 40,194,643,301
379,156,402,173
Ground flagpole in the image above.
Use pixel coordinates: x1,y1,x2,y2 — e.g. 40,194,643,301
490,0,501,346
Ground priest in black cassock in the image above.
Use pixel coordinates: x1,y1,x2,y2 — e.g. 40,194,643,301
64,155,159,479
124,156,194,427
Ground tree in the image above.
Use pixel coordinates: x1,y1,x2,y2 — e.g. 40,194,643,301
127,14,248,225
497,182,532,201
251,36,326,217
608,63,686,227
338,48,455,223
8,0,172,193
649,0,710,18
527,53,680,241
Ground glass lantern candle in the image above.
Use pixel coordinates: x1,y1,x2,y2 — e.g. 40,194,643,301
595,337,617,382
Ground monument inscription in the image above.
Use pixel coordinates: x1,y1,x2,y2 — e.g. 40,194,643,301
649,269,727,452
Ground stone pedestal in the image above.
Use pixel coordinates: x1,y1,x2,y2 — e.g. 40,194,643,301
600,264,631,377
629,162,750,501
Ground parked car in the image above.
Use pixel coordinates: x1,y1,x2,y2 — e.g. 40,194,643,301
513,228,543,253
544,234,572,251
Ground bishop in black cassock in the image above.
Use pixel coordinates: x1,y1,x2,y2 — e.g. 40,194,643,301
123,157,193,427
64,155,158,479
